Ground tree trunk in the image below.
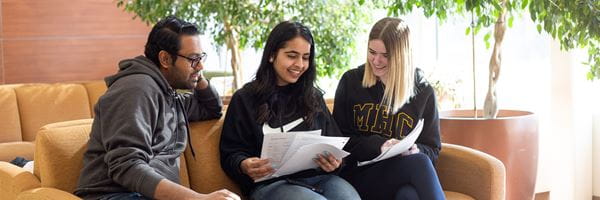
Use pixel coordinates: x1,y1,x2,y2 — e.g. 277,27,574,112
224,22,243,91
483,0,507,119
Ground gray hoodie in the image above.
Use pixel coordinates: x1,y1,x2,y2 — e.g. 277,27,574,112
75,56,222,199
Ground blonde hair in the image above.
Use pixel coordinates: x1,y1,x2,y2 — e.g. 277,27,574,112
363,17,415,114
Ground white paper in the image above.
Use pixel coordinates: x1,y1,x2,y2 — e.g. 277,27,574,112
257,131,349,182
357,119,424,166
275,143,350,177
260,132,297,168
281,132,347,164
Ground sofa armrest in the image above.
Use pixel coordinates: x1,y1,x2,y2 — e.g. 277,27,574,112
0,161,41,200
17,187,80,200
436,143,506,200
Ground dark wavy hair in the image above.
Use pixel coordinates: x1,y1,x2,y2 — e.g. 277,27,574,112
144,16,200,67
249,21,321,126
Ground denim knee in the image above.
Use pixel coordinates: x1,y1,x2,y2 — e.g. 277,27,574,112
317,175,360,200
395,185,419,200
251,180,327,200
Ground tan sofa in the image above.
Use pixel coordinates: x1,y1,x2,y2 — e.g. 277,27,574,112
0,81,106,161
0,81,506,200
1,119,505,200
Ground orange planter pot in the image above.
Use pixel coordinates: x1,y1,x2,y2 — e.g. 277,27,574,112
440,109,538,200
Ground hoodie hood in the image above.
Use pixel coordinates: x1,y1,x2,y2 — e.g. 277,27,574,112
106,55,173,95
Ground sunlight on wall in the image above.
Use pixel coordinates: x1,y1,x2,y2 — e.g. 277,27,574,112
594,112,600,197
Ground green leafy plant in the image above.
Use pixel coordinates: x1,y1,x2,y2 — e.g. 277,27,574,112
380,0,599,118
117,0,370,90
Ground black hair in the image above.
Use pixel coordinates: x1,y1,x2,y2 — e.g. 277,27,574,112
249,21,321,126
144,16,201,67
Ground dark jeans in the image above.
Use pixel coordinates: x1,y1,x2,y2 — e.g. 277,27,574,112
342,153,445,200
251,175,361,200
98,192,151,200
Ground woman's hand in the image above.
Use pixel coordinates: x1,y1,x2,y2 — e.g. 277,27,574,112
314,152,341,172
381,138,400,153
401,144,420,156
240,157,274,180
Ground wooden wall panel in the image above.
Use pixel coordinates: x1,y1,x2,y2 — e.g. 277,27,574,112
1,2,4,84
2,0,150,38
3,37,146,83
0,41,4,84
0,0,152,84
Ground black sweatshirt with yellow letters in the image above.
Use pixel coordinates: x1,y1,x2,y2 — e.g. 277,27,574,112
333,65,442,170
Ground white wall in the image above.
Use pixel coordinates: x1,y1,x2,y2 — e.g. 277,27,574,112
548,40,594,199
593,79,600,197
594,113,600,197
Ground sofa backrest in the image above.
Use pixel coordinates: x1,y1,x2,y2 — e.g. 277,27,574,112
0,86,22,143
16,84,93,142
0,81,107,144
81,81,108,117
184,117,242,195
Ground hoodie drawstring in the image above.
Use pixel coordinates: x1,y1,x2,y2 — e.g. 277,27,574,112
174,92,196,159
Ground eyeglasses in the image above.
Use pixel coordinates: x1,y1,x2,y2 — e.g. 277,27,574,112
177,52,207,68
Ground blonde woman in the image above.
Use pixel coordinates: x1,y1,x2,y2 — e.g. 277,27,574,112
333,17,445,200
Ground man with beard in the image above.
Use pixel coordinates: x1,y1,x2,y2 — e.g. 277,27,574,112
75,16,239,200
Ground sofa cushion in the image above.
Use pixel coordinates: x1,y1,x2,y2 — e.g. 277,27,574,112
0,142,35,161
185,118,242,195
15,84,92,141
0,86,22,143
445,191,475,200
35,123,91,192
0,161,41,200
17,187,81,200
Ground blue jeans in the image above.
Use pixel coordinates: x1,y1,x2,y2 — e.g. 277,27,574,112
98,192,151,200
342,153,445,200
251,175,360,200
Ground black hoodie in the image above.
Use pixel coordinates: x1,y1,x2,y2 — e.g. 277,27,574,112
333,65,441,171
219,83,342,196
75,56,222,199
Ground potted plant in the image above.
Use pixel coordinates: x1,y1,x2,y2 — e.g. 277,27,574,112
381,0,599,199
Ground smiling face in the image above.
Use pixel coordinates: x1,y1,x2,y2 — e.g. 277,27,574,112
271,36,311,86
367,39,389,81
164,35,204,89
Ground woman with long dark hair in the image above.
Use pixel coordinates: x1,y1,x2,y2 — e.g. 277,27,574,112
220,21,360,200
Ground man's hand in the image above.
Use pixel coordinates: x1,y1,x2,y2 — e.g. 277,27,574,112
313,152,341,172
401,144,420,156
240,157,274,180
195,71,209,90
193,189,240,200
155,179,239,200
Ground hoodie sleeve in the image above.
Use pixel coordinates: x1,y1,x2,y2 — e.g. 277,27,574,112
415,87,442,163
98,76,166,198
333,72,387,162
219,91,256,194
183,82,223,121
